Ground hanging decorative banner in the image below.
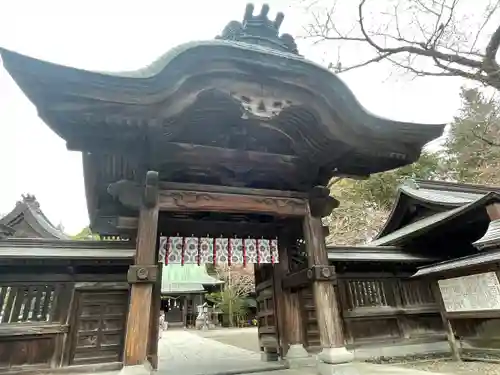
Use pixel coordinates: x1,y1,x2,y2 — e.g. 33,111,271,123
184,237,199,264
167,236,184,264
215,237,229,264
158,237,168,264
258,239,272,264
244,238,258,264
158,236,279,265
199,237,214,264
270,238,279,264
230,238,244,265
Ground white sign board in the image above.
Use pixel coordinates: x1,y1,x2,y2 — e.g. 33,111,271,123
438,272,500,312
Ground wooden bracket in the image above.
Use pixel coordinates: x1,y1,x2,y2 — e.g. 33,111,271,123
127,265,160,284
308,265,337,282
282,265,337,289
107,170,160,210
308,186,339,218
143,171,159,208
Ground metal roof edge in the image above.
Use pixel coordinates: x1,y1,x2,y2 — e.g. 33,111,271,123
413,248,500,277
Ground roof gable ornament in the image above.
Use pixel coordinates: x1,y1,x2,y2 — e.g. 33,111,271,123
17,194,41,210
216,3,299,54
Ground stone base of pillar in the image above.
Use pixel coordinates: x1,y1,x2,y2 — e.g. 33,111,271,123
260,348,279,362
284,344,313,369
119,363,152,375
317,347,358,375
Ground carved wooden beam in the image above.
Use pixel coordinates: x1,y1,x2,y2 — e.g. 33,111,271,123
159,190,307,216
282,266,337,290
108,179,308,216
308,186,339,218
159,182,308,199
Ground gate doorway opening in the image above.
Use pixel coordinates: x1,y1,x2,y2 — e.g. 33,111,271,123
154,211,304,366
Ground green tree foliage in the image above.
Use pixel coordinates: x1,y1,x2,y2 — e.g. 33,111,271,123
444,87,500,185
206,289,249,327
327,86,500,245
72,226,100,240
326,152,442,245
207,264,254,327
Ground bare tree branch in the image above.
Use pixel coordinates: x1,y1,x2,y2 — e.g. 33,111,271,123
304,0,500,90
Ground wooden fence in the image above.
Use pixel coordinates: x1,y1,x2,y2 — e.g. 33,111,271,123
0,239,134,374
300,273,445,352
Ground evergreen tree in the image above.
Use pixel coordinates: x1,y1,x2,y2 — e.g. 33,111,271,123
444,87,500,185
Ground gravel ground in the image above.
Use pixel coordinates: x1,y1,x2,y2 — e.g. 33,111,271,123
398,360,500,375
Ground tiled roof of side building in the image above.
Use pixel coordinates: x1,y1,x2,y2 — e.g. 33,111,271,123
161,264,223,295
0,195,70,239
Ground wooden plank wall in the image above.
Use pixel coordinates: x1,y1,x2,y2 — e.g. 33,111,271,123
300,273,445,352
0,264,129,374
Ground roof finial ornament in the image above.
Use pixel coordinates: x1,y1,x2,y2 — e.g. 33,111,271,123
216,3,299,54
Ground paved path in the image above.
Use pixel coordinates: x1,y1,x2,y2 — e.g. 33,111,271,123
156,329,450,375
157,330,284,375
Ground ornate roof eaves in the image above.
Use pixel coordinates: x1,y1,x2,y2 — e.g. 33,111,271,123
0,44,444,156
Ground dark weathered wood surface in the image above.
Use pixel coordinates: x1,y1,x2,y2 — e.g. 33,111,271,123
123,172,159,367
431,282,460,361
303,202,345,348
159,190,307,216
255,265,280,357
147,261,162,370
0,258,129,373
272,233,289,357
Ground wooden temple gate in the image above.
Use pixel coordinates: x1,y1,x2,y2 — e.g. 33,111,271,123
0,3,445,374
119,175,342,368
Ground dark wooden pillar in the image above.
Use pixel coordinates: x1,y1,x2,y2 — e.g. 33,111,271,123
273,237,287,358
277,228,309,367
302,187,354,373
123,171,160,367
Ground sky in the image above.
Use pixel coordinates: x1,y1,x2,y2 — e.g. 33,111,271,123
0,0,469,234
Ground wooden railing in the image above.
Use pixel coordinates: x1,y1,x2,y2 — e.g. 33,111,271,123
300,274,444,350
0,239,134,374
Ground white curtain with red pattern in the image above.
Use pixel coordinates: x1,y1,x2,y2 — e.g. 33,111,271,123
158,236,279,265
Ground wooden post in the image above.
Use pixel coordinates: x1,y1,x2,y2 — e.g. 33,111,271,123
277,228,310,368
432,281,461,361
303,207,344,349
272,240,287,358
123,171,160,367
302,187,354,373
